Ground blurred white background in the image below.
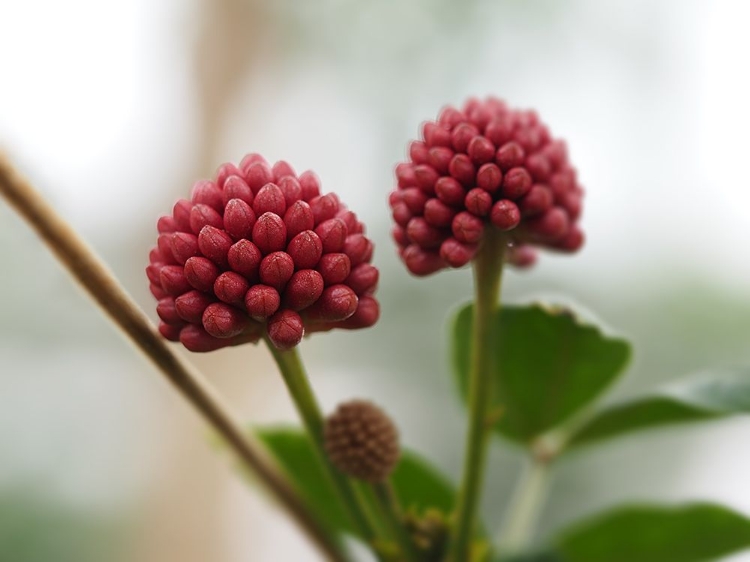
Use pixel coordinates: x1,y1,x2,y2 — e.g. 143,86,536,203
1,0,750,560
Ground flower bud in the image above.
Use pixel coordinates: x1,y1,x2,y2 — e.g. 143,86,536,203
175,290,214,323
190,203,223,234
252,212,287,254
224,198,256,240
198,225,233,267
267,309,304,350
259,251,295,291
317,253,351,285
285,270,325,311
202,302,248,338
222,175,254,206
214,271,251,305
284,201,316,238
245,284,281,320
324,400,399,483
227,239,262,280
184,256,220,292
287,231,323,269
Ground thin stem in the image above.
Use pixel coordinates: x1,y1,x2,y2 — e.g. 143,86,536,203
0,154,349,562
264,342,380,547
497,459,551,553
448,227,506,562
372,481,418,562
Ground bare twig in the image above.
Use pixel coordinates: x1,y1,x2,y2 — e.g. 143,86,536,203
0,154,347,562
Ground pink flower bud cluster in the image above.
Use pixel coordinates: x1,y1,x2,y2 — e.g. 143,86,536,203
147,154,379,352
389,97,585,276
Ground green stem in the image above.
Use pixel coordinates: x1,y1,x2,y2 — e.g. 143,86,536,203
264,341,380,547
372,481,418,562
448,227,506,562
497,459,551,553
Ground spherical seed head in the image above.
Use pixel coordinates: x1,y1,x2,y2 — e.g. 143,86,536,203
148,154,380,351
324,400,400,483
389,97,585,275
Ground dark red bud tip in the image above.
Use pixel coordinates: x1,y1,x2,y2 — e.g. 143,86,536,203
285,201,315,238
285,269,325,311
267,310,304,350
179,324,228,352
423,121,452,148
299,170,321,201
410,141,429,164
391,226,409,247
245,161,274,194
401,188,429,214
495,141,525,170
239,153,267,174
395,163,417,188
452,212,484,244
216,163,243,188
287,230,323,269
172,199,193,231
501,167,533,199
202,302,248,338
555,226,585,252
244,284,281,320
391,203,412,228
527,207,570,241
428,146,454,174
490,200,521,231
159,321,184,342
190,203,223,234
149,283,167,300
157,215,177,234
406,217,443,249
307,285,359,322
402,245,444,276
156,298,182,325
451,123,480,153
317,253,352,285
339,296,380,329
519,185,553,217
315,218,348,253
435,177,466,206
486,117,514,146
253,183,287,216
423,198,456,227
337,210,363,234
278,176,302,207
439,106,465,128
526,154,551,181
272,160,296,181
198,225,233,267
222,175,254,206
413,164,439,193
227,239,262,280
346,263,379,296
467,136,495,165
184,256,220,292
170,232,199,265
449,154,476,186
214,271,251,305
252,212,287,254
159,265,191,296
191,180,223,211
464,188,493,217
157,234,178,265
259,251,295,291
476,163,503,193
508,245,537,268
440,238,477,268
224,198,256,240
343,234,373,267
311,194,340,225
175,290,214,323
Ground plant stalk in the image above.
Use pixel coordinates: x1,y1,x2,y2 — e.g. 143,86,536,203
497,459,551,553
0,154,349,562
372,481,418,562
264,342,382,548
448,227,506,561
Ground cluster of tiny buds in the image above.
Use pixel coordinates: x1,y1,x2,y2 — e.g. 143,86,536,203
147,154,379,352
324,400,400,483
389,97,585,276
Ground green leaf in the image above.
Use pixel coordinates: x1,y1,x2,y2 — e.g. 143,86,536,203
451,303,631,442
255,427,456,539
567,367,750,449
554,503,750,562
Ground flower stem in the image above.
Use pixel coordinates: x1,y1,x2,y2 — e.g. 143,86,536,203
372,480,418,562
448,227,506,562
0,154,349,562
497,459,551,553
264,342,381,547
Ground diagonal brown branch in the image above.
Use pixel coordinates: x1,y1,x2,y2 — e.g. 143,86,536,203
0,153,347,562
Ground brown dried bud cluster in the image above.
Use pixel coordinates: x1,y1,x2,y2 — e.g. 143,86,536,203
324,400,400,483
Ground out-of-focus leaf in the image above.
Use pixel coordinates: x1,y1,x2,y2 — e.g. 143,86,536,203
255,427,457,539
554,503,750,562
451,303,631,442
567,367,750,449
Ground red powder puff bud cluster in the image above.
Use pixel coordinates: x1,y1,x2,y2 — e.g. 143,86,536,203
147,154,379,352
389,97,585,276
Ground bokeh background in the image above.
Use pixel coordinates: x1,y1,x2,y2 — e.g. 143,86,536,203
2,0,750,560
